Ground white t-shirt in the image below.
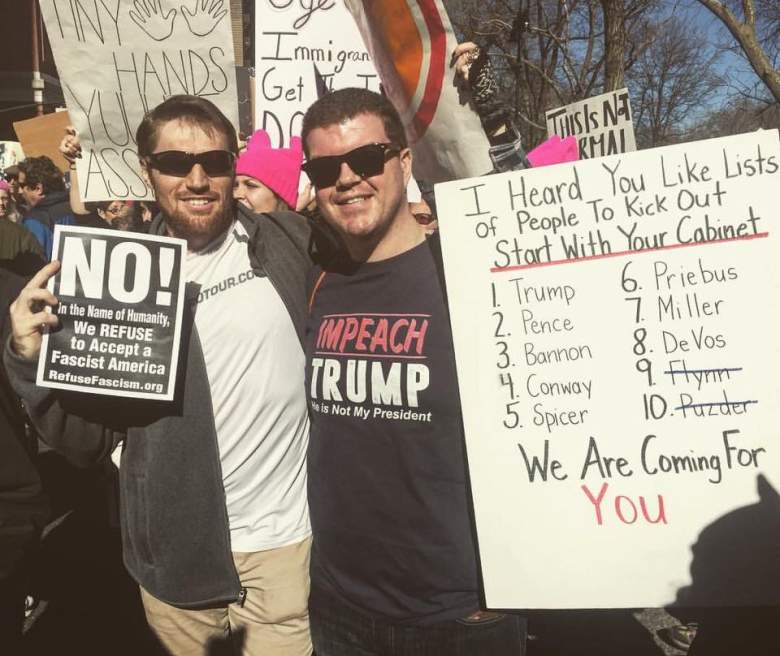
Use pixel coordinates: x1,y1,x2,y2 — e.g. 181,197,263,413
185,221,310,552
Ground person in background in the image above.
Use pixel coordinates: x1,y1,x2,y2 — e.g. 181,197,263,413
59,127,133,231
0,268,49,651
233,129,304,213
0,179,44,276
18,156,74,259
4,165,24,212
0,180,22,223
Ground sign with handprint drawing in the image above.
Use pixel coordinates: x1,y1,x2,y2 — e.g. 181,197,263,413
39,0,239,201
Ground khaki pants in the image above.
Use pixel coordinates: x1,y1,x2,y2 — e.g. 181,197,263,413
140,536,312,656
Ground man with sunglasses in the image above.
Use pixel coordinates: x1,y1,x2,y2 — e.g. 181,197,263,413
300,88,527,655
5,95,331,655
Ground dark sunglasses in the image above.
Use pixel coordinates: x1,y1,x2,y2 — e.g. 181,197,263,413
145,150,236,177
302,143,401,188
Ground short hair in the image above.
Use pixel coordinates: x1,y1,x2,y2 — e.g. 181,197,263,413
136,95,238,157
18,156,65,194
301,88,408,156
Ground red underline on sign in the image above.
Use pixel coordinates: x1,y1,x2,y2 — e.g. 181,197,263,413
314,352,427,360
489,232,770,273
322,313,432,318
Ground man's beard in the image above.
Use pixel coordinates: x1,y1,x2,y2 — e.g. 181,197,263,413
165,201,235,250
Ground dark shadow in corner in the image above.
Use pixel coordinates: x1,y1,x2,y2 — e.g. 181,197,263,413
669,474,780,655
206,625,245,656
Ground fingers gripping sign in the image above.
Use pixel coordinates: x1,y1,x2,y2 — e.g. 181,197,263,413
10,261,61,362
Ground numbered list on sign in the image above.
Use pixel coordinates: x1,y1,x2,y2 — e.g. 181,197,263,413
436,130,780,609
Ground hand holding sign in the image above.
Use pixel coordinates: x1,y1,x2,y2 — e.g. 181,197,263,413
59,126,81,165
10,261,61,361
129,0,177,41
181,0,227,37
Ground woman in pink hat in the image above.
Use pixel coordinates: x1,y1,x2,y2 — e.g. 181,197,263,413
234,130,306,213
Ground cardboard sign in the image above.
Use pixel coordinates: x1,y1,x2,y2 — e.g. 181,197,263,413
38,0,240,201
13,111,72,173
546,88,636,159
254,0,379,147
435,130,780,608
38,226,186,401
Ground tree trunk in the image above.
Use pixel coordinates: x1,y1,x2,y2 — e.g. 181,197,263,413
601,0,626,91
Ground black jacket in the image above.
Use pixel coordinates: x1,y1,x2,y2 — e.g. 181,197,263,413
0,270,48,581
4,205,331,606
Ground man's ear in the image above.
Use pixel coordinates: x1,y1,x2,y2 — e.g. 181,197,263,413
33,183,43,195
140,160,152,189
400,147,413,186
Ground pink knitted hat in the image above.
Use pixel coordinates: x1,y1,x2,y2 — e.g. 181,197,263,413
235,130,303,209
0,180,10,192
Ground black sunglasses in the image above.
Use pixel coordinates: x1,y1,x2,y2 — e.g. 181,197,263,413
145,150,236,177
302,143,401,188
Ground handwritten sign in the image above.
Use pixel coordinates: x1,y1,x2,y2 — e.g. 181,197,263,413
39,0,240,201
435,130,780,608
254,0,379,147
546,88,636,159
38,226,186,401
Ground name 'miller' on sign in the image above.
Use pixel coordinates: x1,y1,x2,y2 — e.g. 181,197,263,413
37,226,186,400
254,0,379,148
38,0,239,201
434,129,780,609
546,88,637,160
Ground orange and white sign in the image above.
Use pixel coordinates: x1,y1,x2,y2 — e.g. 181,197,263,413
345,0,492,183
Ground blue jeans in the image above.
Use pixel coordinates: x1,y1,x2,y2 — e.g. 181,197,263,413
310,589,527,656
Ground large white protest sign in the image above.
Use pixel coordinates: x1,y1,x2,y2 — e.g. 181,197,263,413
546,88,636,159
39,0,240,201
435,130,780,608
38,226,187,401
254,0,379,147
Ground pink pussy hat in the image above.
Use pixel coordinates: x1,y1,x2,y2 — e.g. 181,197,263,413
235,130,303,209
0,180,10,192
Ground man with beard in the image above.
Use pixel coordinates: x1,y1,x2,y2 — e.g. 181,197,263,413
5,95,324,655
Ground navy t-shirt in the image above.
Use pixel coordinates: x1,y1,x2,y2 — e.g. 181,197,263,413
305,237,481,624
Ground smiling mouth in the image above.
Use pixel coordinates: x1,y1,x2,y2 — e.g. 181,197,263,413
337,196,370,206
182,198,215,208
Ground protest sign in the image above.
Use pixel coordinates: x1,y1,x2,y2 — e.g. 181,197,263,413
345,0,493,182
38,0,240,201
0,142,25,173
435,129,780,608
13,110,72,173
546,88,636,159
38,226,186,401
254,0,379,148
